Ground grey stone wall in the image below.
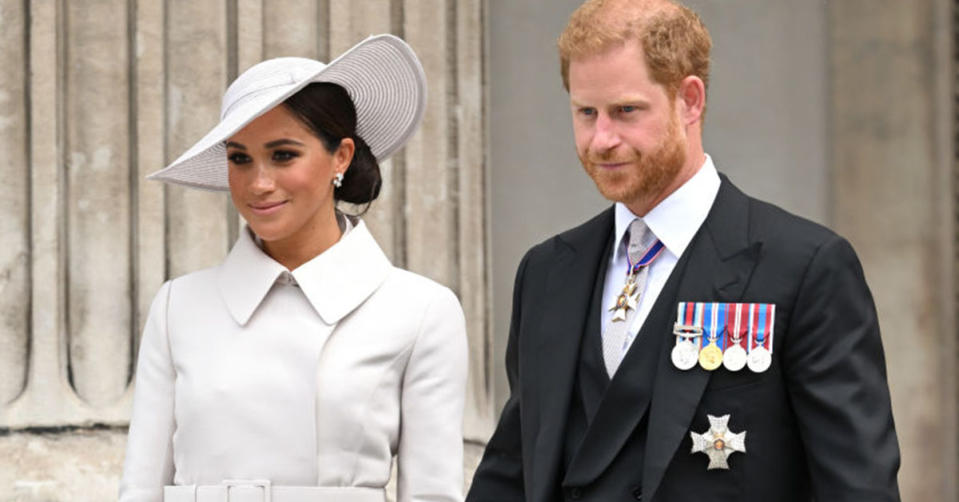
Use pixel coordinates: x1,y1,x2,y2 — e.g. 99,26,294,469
487,1,957,501
829,1,956,498
0,0,490,499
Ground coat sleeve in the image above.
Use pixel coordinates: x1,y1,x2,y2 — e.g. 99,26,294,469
465,253,529,502
783,236,901,501
119,280,177,502
396,285,469,502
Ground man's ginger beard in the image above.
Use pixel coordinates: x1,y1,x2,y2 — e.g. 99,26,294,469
579,110,687,209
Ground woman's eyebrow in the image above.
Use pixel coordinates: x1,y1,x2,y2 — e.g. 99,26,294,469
265,139,306,148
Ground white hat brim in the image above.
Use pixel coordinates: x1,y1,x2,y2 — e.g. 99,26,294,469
147,34,427,191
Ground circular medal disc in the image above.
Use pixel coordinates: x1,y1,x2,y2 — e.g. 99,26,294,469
722,344,748,372
698,343,724,371
747,346,772,373
671,340,699,371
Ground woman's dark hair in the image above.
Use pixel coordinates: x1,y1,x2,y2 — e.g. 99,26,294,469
283,82,381,205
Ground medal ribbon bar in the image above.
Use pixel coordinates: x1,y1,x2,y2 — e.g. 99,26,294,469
700,302,713,350
749,303,775,353
717,303,727,351
674,301,777,373
733,303,748,351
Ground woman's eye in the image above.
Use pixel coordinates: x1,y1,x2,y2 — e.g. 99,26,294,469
273,150,299,162
228,152,251,164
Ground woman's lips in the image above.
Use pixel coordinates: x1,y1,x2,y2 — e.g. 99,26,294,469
248,200,288,216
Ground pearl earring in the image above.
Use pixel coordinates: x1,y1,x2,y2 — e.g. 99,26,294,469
332,172,344,188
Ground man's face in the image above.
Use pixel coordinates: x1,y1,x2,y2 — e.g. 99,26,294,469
569,40,687,212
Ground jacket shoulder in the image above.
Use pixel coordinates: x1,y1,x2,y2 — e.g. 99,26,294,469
168,265,219,285
162,265,220,301
745,195,843,256
523,206,614,264
377,267,462,312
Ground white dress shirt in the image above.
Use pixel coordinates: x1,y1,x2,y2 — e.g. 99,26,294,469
119,217,468,502
600,155,721,354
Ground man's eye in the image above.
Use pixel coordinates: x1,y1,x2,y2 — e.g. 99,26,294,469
620,105,637,113
579,108,596,117
228,153,251,164
273,150,299,162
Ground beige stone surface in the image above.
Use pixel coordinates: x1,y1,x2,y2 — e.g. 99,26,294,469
462,441,484,493
0,0,30,405
65,0,132,408
0,430,126,502
164,1,231,278
403,0,455,289
455,0,494,440
134,0,167,338
5,0,138,429
236,0,265,72
13,0,70,429
263,0,321,59
828,0,956,499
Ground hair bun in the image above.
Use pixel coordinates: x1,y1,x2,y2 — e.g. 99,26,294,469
336,134,381,205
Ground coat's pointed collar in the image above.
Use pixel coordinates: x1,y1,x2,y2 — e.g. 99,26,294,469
293,219,391,324
217,226,286,326
217,219,391,326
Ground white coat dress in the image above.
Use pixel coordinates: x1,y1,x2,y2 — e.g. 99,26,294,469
119,218,468,502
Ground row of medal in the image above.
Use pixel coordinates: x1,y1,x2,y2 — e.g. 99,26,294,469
671,302,775,373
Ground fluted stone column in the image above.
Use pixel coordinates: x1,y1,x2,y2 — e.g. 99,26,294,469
0,2,490,500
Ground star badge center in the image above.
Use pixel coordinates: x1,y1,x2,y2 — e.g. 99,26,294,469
690,414,746,470
609,277,639,322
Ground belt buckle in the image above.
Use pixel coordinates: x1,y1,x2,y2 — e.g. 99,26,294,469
221,479,271,502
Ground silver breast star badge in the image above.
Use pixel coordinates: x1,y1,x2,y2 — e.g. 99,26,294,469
690,414,746,470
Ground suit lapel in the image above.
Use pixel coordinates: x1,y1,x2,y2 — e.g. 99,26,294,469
526,208,614,502
642,177,761,501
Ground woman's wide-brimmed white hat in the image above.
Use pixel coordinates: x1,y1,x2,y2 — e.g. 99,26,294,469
147,34,426,191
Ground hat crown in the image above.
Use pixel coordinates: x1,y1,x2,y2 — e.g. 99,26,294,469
221,57,327,120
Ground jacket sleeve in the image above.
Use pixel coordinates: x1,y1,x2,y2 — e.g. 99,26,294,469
397,286,469,502
466,253,529,502
783,236,901,501
119,280,177,502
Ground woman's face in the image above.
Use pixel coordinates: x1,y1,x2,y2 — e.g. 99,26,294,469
226,105,352,246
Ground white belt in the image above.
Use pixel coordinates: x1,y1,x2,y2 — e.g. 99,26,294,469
164,480,386,502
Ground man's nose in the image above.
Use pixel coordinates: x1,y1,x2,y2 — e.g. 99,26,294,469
590,113,620,152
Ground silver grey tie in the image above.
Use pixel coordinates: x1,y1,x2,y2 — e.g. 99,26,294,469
602,218,658,377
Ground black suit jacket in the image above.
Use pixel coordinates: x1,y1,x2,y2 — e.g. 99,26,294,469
467,176,900,502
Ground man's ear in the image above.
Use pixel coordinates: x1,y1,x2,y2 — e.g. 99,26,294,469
677,75,706,125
